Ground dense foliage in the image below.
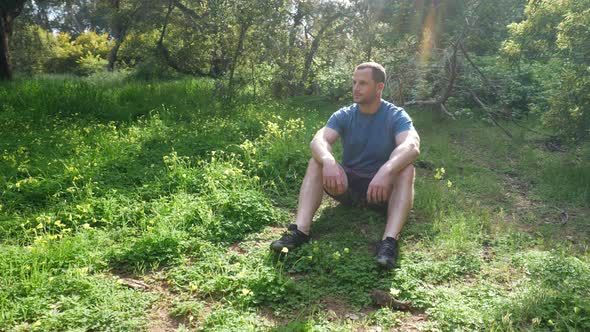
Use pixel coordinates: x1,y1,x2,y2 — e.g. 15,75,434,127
503,0,590,139
4,0,589,139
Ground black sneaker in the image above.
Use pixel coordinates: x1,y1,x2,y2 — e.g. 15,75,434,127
270,224,310,253
375,237,399,269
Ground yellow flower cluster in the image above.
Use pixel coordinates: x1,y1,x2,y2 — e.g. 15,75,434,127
434,167,453,188
434,167,446,180
12,177,38,190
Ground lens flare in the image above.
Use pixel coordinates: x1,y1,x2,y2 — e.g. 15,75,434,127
419,4,437,66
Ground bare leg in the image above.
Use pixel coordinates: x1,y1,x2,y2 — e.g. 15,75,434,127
295,158,347,234
383,164,415,240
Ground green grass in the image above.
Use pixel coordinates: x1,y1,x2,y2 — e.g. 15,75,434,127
0,76,588,331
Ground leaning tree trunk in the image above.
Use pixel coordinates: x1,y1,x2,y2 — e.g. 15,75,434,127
107,35,124,72
299,34,321,94
228,22,249,90
404,42,459,119
156,1,209,77
298,16,339,95
0,16,11,80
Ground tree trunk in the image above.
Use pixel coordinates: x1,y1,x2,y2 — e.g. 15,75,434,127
107,37,123,72
298,17,338,95
228,22,249,89
287,1,304,64
157,1,210,77
0,16,11,80
299,35,320,94
0,0,28,80
365,45,372,61
397,77,405,105
404,42,459,119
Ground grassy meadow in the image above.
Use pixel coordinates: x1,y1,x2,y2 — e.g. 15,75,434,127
0,76,589,331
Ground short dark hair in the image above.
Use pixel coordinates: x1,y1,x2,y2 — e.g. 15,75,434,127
355,62,386,84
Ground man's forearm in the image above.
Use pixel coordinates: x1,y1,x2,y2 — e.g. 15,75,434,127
382,142,420,175
310,137,336,165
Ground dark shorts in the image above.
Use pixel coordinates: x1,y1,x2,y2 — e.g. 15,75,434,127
325,166,388,213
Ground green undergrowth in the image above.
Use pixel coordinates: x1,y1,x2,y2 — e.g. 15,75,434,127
0,77,588,331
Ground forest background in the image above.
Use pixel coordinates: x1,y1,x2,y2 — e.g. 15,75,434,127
2,0,589,139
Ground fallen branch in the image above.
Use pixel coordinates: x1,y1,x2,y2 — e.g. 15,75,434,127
118,278,150,291
439,103,456,120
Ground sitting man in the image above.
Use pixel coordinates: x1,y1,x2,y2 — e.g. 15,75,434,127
270,62,420,269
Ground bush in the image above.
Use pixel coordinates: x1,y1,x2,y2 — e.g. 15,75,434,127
75,53,108,76
46,31,112,76
543,64,590,140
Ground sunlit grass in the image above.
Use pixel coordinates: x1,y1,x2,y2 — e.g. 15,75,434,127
0,77,588,330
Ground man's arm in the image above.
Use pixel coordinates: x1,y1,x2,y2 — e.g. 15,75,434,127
310,127,339,164
381,129,421,175
310,127,346,193
367,129,421,203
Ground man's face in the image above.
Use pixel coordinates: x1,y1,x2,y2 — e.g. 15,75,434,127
352,68,382,104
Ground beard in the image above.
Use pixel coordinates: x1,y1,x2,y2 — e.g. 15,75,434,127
353,92,379,105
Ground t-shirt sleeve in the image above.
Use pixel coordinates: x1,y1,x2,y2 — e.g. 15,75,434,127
393,109,414,136
326,109,347,135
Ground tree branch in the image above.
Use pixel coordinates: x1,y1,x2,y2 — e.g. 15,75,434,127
459,42,496,91
469,89,513,138
157,0,211,77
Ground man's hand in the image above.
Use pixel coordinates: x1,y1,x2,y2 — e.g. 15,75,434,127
367,167,392,204
322,159,346,194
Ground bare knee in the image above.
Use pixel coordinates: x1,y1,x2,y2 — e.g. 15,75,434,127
307,158,321,171
307,158,347,195
397,164,415,184
304,158,323,179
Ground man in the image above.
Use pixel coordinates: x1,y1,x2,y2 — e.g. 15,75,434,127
270,62,420,269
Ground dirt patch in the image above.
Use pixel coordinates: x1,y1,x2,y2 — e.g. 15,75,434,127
144,275,187,332
229,242,246,254
503,172,535,210
108,270,187,331
147,302,184,332
357,307,429,332
482,245,495,262
321,295,357,320
395,313,429,332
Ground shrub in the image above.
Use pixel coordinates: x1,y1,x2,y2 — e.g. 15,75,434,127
45,31,112,76
75,53,108,76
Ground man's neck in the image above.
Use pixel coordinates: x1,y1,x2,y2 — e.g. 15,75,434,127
358,98,382,114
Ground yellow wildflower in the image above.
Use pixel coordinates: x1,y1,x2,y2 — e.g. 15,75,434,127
389,288,401,296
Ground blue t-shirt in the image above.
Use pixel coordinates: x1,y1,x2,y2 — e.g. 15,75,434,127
326,99,414,178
